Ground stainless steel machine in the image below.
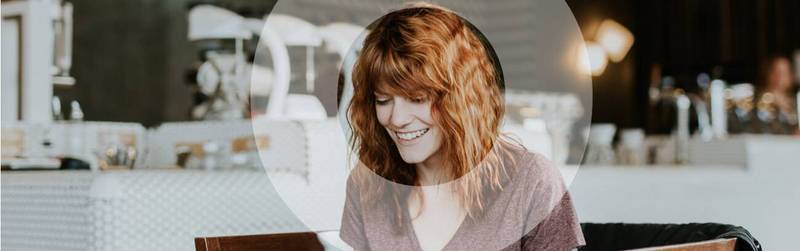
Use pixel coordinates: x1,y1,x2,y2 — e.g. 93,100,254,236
2,0,75,122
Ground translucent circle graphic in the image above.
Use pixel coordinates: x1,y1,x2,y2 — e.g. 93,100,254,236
249,1,592,249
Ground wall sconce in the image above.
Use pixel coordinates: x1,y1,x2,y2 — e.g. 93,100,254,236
578,19,633,76
596,19,634,63
578,42,608,76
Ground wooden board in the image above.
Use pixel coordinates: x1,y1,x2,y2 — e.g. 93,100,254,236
629,238,736,251
195,232,324,251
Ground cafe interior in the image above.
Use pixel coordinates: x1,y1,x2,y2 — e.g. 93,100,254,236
1,0,798,250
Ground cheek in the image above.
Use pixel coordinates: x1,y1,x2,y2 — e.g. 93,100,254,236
415,102,436,125
431,128,443,145
780,69,793,82
375,105,391,126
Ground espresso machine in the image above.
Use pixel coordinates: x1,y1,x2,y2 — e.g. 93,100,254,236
187,5,330,121
187,5,254,120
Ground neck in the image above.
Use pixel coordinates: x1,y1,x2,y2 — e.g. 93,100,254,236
416,152,446,186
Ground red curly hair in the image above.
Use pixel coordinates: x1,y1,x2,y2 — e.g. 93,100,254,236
345,4,520,228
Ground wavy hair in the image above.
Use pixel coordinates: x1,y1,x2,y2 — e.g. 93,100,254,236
345,4,519,229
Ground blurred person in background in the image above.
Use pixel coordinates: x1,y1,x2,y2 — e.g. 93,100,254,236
757,55,798,134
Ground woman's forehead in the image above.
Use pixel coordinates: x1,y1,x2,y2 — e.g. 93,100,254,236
373,80,434,97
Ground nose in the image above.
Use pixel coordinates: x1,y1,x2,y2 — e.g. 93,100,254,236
389,97,414,129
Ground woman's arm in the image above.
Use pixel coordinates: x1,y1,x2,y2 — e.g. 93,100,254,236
521,193,585,251
339,173,370,251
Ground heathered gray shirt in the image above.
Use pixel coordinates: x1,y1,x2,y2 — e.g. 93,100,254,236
340,147,585,251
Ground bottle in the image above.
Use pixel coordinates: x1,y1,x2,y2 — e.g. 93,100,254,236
709,80,727,138
67,101,89,167
617,129,645,165
796,90,800,133
584,124,617,165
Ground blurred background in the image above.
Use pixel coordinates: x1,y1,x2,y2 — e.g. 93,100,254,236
1,0,798,250
568,0,799,134
4,0,797,130
15,0,593,126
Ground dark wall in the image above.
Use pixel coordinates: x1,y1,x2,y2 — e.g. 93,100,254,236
633,0,800,88
55,0,171,126
566,0,639,128
55,0,276,127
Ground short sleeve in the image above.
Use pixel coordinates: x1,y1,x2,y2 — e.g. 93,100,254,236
520,153,585,251
521,193,585,251
339,174,370,251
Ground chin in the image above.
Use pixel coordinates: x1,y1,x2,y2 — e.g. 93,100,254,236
398,152,426,164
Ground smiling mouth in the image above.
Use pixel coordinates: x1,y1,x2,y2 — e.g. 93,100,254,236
394,128,430,141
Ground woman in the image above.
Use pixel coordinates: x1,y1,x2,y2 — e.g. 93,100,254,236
340,4,584,250
757,55,798,134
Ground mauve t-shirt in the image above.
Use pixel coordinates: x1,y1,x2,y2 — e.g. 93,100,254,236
340,147,585,251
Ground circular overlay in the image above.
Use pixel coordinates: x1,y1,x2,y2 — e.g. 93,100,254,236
249,1,592,249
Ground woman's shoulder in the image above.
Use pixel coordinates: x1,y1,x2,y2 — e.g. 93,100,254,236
504,145,564,189
504,146,572,225
344,162,374,197
345,162,376,188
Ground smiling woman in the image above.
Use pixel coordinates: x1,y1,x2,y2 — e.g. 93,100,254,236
340,3,585,251
373,94,442,167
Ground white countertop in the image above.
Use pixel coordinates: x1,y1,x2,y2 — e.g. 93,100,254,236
568,135,800,250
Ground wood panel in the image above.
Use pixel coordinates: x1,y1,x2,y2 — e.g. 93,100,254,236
194,232,324,251
629,238,736,251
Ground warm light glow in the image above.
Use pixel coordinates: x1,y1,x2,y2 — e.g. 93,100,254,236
596,19,634,62
578,42,608,76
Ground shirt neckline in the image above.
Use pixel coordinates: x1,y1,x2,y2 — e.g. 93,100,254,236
405,201,470,251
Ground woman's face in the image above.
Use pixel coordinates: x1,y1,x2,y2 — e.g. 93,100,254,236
374,92,443,165
768,58,793,92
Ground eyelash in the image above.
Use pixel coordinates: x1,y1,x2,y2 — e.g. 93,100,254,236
374,96,426,105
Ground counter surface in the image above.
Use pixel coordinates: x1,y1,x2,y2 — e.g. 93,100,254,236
569,136,800,250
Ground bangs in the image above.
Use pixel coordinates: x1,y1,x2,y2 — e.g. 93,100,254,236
366,46,445,99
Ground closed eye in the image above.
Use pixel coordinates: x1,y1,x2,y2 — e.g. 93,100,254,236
375,96,391,105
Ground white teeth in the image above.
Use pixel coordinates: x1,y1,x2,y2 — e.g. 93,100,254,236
396,128,429,140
